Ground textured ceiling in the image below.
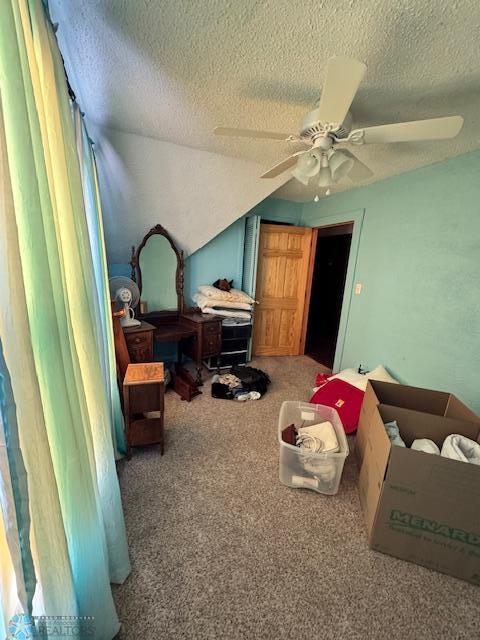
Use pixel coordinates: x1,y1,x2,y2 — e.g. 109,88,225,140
50,0,480,202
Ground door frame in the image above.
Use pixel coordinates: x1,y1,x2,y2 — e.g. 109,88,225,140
300,208,365,372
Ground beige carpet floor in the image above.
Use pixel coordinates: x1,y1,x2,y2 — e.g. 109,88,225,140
114,356,480,639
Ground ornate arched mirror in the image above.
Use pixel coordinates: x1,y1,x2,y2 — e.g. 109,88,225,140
127,224,222,389
131,225,184,316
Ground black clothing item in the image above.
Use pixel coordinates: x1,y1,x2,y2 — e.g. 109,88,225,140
211,382,232,400
230,366,271,396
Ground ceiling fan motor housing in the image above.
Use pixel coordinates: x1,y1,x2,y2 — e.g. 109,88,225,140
300,109,353,142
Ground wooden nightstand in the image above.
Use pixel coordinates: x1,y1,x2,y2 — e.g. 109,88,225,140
123,362,165,453
123,321,155,362
180,312,222,383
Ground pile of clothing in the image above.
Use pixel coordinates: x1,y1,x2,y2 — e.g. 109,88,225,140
192,284,254,319
385,420,480,464
211,365,270,401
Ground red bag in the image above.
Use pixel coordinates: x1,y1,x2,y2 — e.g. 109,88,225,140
315,373,330,388
309,378,364,434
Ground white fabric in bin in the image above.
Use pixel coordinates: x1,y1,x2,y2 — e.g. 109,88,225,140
278,402,349,495
297,421,339,481
296,422,339,453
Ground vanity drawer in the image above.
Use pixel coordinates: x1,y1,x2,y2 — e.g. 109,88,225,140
127,332,151,348
204,322,221,335
202,333,221,355
123,324,155,363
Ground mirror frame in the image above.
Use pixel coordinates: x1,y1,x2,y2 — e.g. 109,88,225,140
130,224,185,316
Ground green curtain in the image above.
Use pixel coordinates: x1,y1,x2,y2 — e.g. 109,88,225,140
0,0,130,638
74,105,127,458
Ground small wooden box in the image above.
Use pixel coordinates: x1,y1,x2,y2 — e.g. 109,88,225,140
123,362,165,453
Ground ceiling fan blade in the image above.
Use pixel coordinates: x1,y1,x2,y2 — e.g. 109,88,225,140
351,115,464,145
318,56,367,127
340,149,374,181
213,126,295,141
260,151,307,178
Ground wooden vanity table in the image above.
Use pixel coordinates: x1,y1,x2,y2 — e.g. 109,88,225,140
127,224,222,383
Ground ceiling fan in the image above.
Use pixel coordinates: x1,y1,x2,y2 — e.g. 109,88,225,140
213,56,464,190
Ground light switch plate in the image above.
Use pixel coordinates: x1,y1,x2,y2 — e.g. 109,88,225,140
354,282,363,295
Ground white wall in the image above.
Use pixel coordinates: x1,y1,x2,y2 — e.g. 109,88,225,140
93,127,288,263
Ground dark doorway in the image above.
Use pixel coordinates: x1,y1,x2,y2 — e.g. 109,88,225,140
305,223,353,369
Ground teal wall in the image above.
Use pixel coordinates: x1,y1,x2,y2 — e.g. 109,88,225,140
248,197,303,224
109,263,130,278
300,150,480,411
185,217,245,305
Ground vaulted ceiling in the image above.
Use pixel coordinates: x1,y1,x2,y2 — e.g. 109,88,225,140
51,0,480,202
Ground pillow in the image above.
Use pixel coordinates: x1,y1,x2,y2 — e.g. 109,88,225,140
365,365,399,385
328,368,368,392
198,285,255,304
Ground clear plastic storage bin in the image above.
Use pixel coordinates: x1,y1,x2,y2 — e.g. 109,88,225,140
278,401,349,495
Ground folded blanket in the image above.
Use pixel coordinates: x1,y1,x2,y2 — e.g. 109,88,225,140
198,284,255,304
201,306,251,319
193,292,252,311
441,434,480,465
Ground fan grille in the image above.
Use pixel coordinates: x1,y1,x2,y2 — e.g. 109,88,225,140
109,276,140,308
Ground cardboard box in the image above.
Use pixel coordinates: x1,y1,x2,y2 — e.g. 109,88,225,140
357,380,480,584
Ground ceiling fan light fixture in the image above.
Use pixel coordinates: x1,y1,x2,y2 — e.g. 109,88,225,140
317,154,332,187
329,149,354,182
291,166,310,186
292,151,320,185
318,167,332,187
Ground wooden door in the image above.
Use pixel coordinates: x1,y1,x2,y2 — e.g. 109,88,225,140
252,224,312,356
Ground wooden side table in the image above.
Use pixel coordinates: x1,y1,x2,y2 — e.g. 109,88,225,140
180,312,222,384
123,362,165,454
123,321,155,362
